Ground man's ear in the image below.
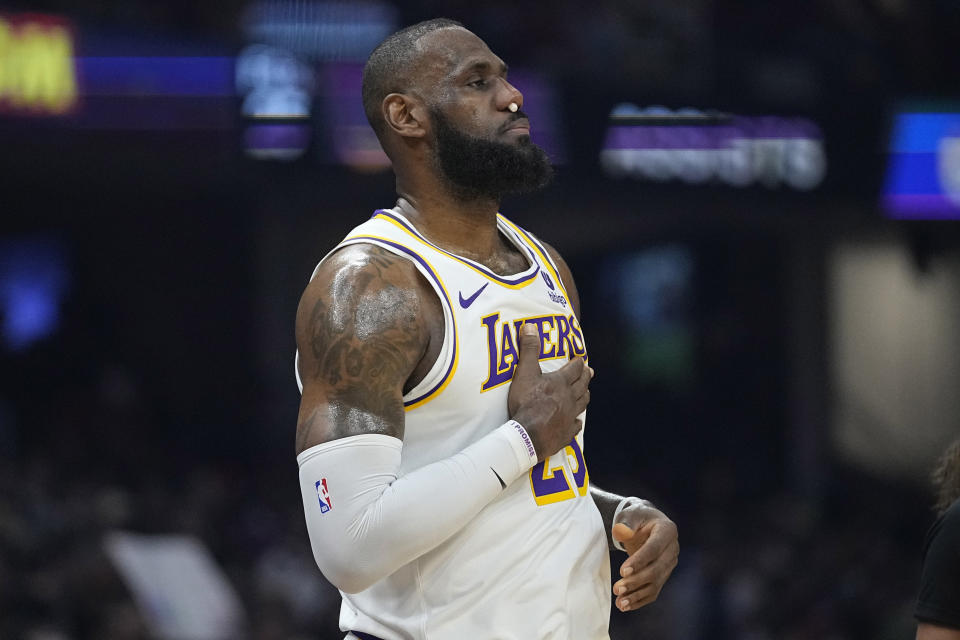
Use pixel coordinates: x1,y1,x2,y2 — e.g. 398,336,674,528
382,93,427,139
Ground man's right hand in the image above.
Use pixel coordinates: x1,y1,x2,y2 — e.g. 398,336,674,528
507,323,592,461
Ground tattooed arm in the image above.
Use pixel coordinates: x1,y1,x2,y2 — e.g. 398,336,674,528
294,243,590,593
296,241,589,457
294,243,439,454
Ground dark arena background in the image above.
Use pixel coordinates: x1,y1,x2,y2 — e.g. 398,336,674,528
3,1,960,638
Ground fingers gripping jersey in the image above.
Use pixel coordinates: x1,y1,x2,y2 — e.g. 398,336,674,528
296,209,610,640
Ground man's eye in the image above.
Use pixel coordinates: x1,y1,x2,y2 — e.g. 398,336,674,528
468,78,487,88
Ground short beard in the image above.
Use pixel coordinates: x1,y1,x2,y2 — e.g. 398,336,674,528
431,107,554,203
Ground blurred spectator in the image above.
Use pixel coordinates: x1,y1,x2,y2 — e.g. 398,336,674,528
0,380,929,639
915,439,960,640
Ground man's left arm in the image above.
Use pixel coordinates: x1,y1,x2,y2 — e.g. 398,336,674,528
542,240,680,612
590,486,679,611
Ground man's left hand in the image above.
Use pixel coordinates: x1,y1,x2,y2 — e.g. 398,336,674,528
610,502,679,612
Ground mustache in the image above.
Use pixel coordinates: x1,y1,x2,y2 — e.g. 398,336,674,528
501,110,530,132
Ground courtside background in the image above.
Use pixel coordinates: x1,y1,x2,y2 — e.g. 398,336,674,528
2,1,959,638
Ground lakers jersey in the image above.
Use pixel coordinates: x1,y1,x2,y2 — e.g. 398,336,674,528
296,209,611,640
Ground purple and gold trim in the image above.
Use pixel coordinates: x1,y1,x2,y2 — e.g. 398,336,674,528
496,215,571,303
342,234,459,411
497,215,589,365
372,210,541,289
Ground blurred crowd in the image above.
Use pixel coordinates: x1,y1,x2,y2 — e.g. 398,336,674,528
0,354,931,639
0,354,339,640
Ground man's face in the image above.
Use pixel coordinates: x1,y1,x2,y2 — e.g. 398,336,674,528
414,28,553,200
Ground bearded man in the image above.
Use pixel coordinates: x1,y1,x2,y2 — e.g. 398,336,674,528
293,19,679,640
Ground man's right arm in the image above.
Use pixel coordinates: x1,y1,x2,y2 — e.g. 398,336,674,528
295,244,429,453
294,244,591,593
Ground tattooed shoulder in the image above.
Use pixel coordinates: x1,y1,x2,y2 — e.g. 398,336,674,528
295,244,430,449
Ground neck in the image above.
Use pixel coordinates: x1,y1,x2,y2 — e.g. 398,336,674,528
394,176,504,261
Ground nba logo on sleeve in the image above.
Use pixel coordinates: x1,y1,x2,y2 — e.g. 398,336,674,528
315,478,332,513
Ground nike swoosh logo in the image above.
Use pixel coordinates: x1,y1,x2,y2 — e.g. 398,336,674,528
491,467,506,489
458,282,489,309
541,270,555,290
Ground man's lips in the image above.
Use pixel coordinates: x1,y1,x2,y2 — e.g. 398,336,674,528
503,117,531,134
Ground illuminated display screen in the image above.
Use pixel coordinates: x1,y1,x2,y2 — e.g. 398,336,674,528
601,105,826,190
241,0,396,62
0,13,78,115
882,111,960,220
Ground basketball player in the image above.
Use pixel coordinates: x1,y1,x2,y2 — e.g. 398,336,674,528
916,438,960,640
294,19,679,639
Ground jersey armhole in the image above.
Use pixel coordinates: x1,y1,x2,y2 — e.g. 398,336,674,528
315,236,458,411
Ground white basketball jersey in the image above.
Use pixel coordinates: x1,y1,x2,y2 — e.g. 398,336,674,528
296,209,611,640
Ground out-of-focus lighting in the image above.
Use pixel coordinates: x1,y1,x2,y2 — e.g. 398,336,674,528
71,56,236,130
321,62,388,171
600,245,695,387
237,44,315,160
883,110,960,219
241,0,396,62
237,1,398,163
0,13,78,116
601,104,826,190
244,122,312,160
236,45,313,118
0,237,68,352
79,56,235,97
105,531,247,640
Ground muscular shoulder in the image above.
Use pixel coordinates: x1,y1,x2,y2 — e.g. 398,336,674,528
294,244,433,452
295,244,428,351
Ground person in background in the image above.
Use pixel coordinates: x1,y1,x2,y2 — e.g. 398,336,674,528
916,438,960,640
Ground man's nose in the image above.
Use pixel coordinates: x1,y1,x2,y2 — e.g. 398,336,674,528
498,78,523,112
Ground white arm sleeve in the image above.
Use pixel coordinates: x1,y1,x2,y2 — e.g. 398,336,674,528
297,420,538,594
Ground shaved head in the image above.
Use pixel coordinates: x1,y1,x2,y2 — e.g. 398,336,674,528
362,18,463,138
